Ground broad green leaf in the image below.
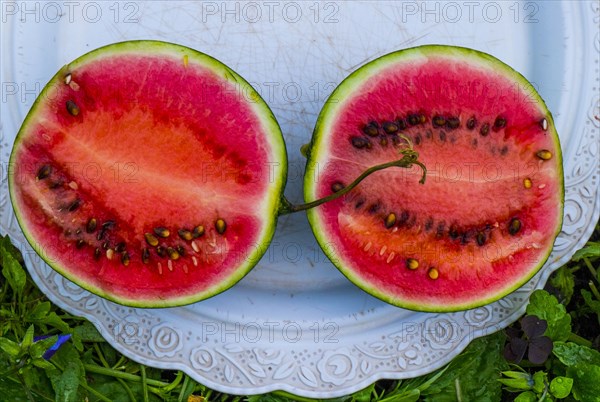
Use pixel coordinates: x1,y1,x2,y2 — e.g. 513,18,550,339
526,290,571,342
27,301,51,320
498,378,533,391
44,312,71,333
19,364,56,400
572,242,600,261
553,342,600,367
532,371,547,393
0,239,26,295
55,361,81,402
567,363,600,402
550,376,573,398
21,325,35,350
350,383,375,402
72,321,106,343
514,391,537,402
581,289,600,315
550,266,575,303
0,337,21,359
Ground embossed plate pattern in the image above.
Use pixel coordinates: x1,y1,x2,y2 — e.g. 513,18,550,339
1,1,599,397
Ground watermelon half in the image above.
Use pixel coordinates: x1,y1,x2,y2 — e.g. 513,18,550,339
8,41,287,308
304,45,564,312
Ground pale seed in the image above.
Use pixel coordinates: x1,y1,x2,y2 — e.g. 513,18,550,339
541,118,548,131
106,249,114,260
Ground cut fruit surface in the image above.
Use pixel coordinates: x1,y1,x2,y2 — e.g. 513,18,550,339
9,41,287,307
304,45,563,312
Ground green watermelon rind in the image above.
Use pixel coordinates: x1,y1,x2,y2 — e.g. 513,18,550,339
8,40,288,308
304,44,564,312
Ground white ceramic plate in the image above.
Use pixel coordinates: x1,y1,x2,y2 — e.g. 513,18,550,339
1,1,599,397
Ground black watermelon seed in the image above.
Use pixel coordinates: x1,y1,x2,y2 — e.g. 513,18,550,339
476,232,486,246
407,114,420,126
480,123,490,136
424,218,434,232
86,218,97,233
76,239,85,249
115,242,126,253
439,131,447,142
432,115,446,127
425,130,432,139
154,227,170,238
68,199,81,212
471,138,478,148
363,121,379,137
509,218,522,235
121,251,130,266
176,245,186,256
102,241,111,250
379,136,388,147
94,248,101,261
355,199,365,209
414,134,422,145
436,222,446,237
446,117,460,130
466,117,477,130
367,204,380,214
156,246,166,258
193,225,205,238
215,219,227,234
448,225,459,239
382,121,399,134
36,165,52,180
384,213,396,229
396,119,407,130
331,181,344,193
66,100,80,116
142,248,150,264
500,145,509,156
178,229,194,241
398,210,410,226
494,116,506,130
351,136,370,149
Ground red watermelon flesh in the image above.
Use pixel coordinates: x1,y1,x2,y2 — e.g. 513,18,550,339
9,41,287,307
305,46,563,312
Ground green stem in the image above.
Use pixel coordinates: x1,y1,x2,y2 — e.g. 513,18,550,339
94,343,110,368
583,257,598,282
178,375,190,402
567,332,592,348
589,281,600,301
141,365,149,402
279,152,426,215
117,378,138,402
161,370,184,393
83,364,170,387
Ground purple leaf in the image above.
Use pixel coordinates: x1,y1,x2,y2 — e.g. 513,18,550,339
521,315,548,339
527,336,553,364
504,337,527,363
